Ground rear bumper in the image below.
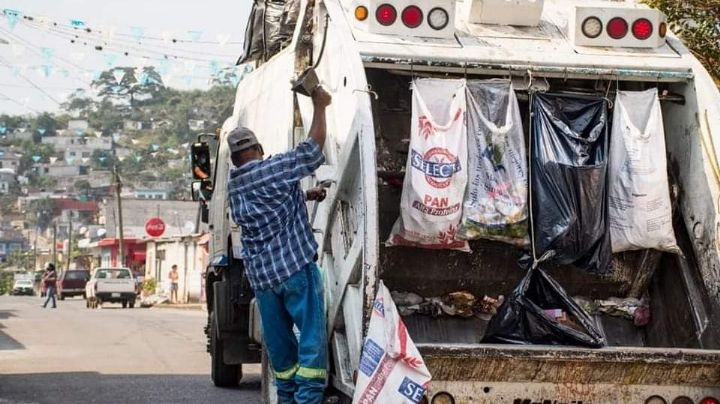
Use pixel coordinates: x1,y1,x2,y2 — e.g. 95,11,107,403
95,292,136,302
12,288,34,295
59,288,85,295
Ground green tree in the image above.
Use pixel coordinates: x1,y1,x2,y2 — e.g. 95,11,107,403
645,0,720,81
91,66,166,108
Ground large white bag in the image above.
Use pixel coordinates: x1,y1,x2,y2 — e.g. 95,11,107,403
608,89,680,253
352,281,432,404
460,79,528,245
386,78,469,251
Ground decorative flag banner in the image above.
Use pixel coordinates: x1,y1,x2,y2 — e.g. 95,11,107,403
130,26,144,42
151,152,158,158
40,65,52,78
161,31,174,44
187,30,203,41
100,24,116,42
104,53,118,67
134,155,143,162
93,70,103,81
49,156,58,164
98,156,107,163
0,124,6,134
32,155,41,162
10,66,20,77
136,71,150,86
216,34,231,46
112,133,121,142
184,75,193,86
11,44,25,56
81,157,88,164
70,19,85,28
118,155,126,162
41,47,54,61
158,59,171,75
75,128,84,136
0,150,4,156
151,144,160,151
37,15,53,32
131,139,140,145
113,69,126,84
70,52,85,62
37,128,46,135
4,9,21,30
112,85,123,93
209,60,220,75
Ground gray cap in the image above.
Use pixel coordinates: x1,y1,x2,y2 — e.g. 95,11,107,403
227,127,259,153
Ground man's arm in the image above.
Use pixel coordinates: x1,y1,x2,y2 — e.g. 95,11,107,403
307,86,332,149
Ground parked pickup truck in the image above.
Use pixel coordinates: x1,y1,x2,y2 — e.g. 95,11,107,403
85,268,137,309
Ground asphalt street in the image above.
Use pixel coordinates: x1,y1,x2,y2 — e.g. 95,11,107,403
0,295,261,404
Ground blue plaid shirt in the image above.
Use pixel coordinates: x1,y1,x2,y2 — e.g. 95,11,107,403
228,138,325,290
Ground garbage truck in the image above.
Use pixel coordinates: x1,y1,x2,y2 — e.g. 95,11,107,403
190,0,720,402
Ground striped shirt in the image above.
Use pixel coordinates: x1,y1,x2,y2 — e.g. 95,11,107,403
228,138,324,290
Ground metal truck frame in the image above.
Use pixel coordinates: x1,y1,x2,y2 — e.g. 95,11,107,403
193,0,720,402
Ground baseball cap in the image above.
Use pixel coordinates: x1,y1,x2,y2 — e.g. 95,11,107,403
227,127,260,153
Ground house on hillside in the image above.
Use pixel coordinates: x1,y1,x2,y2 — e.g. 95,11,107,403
0,150,21,173
188,119,206,131
0,228,26,263
32,164,88,177
68,120,89,134
0,168,16,194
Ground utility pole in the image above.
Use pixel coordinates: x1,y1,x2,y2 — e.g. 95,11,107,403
51,223,57,267
66,214,73,270
115,165,125,267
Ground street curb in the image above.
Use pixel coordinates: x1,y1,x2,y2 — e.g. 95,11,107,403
150,304,206,311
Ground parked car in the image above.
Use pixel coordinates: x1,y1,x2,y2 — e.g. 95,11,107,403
12,279,34,296
56,269,90,300
85,268,137,309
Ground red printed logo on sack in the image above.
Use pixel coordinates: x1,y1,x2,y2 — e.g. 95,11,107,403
411,147,461,189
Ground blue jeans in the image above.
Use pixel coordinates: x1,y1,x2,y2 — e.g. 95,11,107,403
255,263,327,404
43,285,56,308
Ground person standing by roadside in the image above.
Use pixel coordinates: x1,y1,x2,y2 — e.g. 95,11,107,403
227,86,332,404
41,263,57,309
169,265,179,303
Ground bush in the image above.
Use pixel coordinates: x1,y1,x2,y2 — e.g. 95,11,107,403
645,0,720,81
142,278,157,295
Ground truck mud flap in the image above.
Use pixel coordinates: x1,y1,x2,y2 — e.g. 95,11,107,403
213,281,241,333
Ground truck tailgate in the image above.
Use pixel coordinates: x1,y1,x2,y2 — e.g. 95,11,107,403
96,280,135,293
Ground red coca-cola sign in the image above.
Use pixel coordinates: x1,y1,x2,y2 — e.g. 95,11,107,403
145,217,166,238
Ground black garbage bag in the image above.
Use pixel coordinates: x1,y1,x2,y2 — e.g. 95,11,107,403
531,93,612,275
482,257,605,347
238,0,300,64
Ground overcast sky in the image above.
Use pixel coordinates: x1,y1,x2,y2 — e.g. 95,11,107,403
0,0,250,115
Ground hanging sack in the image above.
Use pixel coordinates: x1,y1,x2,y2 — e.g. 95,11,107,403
353,281,432,404
608,89,680,253
482,256,606,347
386,79,469,251
460,79,528,246
531,93,613,275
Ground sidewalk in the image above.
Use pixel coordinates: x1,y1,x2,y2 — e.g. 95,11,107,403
151,303,206,311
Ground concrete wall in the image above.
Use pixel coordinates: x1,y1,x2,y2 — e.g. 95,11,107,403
145,235,207,302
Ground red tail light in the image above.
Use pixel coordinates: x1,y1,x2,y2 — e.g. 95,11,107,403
376,4,397,26
632,18,653,39
700,398,719,404
401,6,423,28
607,17,628,39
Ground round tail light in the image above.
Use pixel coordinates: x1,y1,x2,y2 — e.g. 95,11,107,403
700,398,719,404
376,4,397,26
401,6,423,28
355,6,368,21
581,16,603,38
427,7,449,30
632,18,653,40
672,397,694,404
607,17,628,39
659,22,667,38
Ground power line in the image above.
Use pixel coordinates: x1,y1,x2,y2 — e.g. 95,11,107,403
0,56,61,105
0,90,40,113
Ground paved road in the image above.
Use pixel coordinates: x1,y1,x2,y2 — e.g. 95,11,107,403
0,295,261,404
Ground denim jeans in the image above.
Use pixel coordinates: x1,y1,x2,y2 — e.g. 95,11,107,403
43,285,56,308
255,263,327,404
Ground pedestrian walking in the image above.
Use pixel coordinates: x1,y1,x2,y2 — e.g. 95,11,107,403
169,265,179,303
41,263,58,309
227,86,332,404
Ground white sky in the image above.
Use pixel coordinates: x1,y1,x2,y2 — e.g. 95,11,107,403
0,0,250,115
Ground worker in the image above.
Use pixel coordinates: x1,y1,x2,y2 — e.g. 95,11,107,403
227,86,332,404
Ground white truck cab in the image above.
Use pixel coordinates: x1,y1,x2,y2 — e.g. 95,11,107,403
192,0,720,402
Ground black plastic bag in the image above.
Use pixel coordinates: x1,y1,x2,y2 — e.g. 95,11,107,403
531,93,613,275
482,257,606,347
238,0,300,64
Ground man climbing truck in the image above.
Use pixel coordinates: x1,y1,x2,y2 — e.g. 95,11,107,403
192,0,720,402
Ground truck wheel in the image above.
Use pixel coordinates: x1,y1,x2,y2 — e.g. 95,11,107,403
122,300,128,309
261,346,278,404
129,300,135,309
210,312,241,387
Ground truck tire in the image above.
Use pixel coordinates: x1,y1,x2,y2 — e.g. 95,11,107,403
122,300,128,308
129,300,135,309
211,312,241,387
